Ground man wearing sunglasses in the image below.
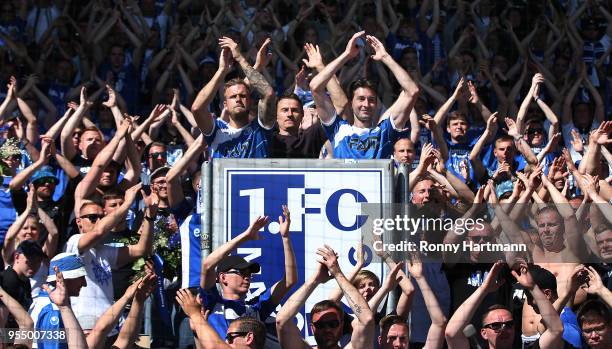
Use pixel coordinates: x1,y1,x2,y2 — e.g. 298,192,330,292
446,262,563,349
199,210,297,345
65,183,154,332
276,245,375,349
176,288,267,349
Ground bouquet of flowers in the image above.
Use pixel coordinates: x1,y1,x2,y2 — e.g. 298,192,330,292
116,215,181,280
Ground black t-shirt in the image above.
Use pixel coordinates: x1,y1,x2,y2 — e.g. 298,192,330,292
11,177,76,252
269,123,327,158
108,229,137,300
0,266,32,310
444,262,513,347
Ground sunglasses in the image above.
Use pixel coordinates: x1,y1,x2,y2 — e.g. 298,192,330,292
483,320,514,332
223,269,252,278
225,331,249,342
34,178,56,186
148,152,166,159
526,128,544,135
313,319,340,330
468,236,495,243
80,214,103,223
7,154,22,161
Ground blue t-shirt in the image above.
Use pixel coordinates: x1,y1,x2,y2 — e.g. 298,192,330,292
322,115,403,159
98,63,140,114
437,129,482,182
0,177,17,245
199,286,276,338
29,292,66,349
560,306,582,348
205,118,273,158
170,198,202,289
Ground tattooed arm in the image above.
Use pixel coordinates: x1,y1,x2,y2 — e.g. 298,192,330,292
318,245,375,349
219,37,276,129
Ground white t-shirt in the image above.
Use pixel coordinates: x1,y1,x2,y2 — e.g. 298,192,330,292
64,234,119,329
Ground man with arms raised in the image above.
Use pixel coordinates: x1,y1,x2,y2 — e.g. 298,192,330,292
445,262,564,349
276,245,375,349
191,38,276,158
309,32,419,159
177,287,267,349
199,209,297,342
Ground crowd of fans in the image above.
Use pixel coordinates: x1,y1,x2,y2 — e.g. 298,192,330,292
1,0,612,348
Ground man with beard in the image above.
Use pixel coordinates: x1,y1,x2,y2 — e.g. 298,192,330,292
73,120,140,216
269,92,327,158
276,246,374,349
446,262,564,349
191,37,276,158
309,32,419,159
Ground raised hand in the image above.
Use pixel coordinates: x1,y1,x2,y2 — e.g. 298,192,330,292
504,117,520,138
473,186,486,204
102,84,117,108
418,114,437,131
591,121,612,145
583,266,605,295
580,174,600,197
452,77,466,98
345,31,365,59
255,38,273,69
26,183,38,211
170,88,180,111
384,261,404,289
295,66,308,90
567,265,588,294
218,47,233,74
407,253,423,279
467,80,480,104
135,272,157,301
492,162,510,180
278,205,291,238
485,112,498,131
246,216,270,240
313,260,332,284
141,189,160,215
124,182,143,204
316,245,341,276
42,266,69,307
303,43,324,69
511,262,535,290
482,261,506,293
6,76,17,99
366,35,388,61
570,129,584,153
219,36,242,60
176,288,202,319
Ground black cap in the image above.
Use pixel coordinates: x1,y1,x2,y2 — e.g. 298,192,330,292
216,255,260,274
15,241,45,259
